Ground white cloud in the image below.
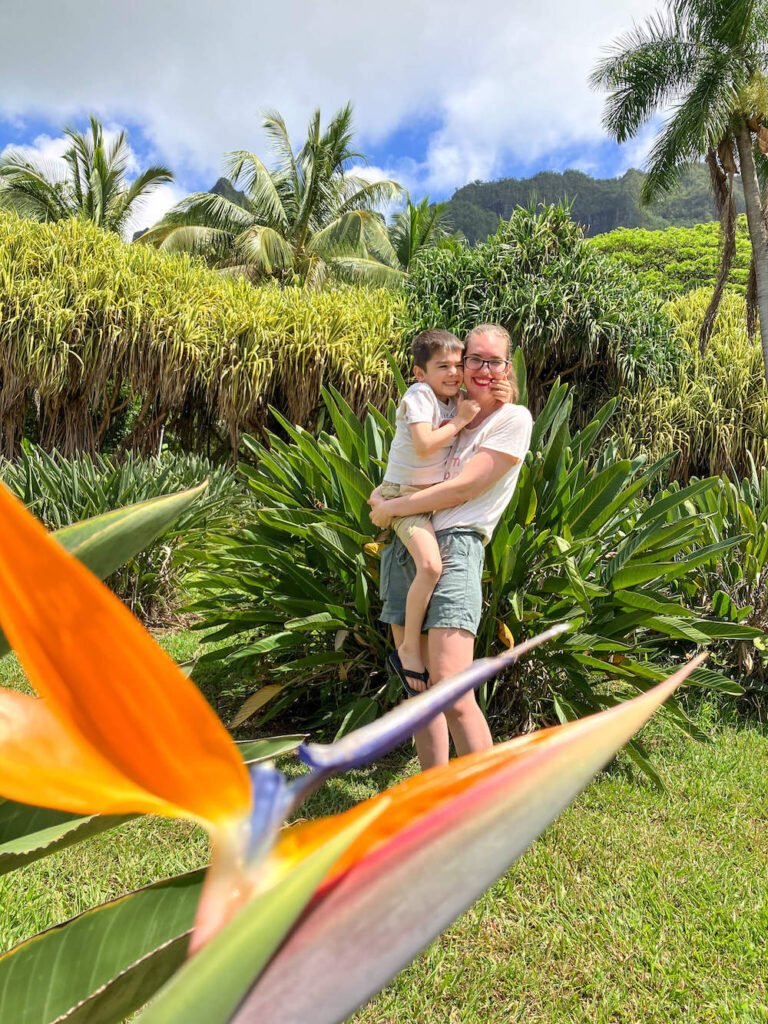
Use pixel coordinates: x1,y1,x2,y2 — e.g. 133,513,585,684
0,0,662,198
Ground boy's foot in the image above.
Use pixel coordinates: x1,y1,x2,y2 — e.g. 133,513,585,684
397,644,429,693
388,649,429,698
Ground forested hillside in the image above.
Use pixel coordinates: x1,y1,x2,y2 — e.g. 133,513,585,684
445,164,740,242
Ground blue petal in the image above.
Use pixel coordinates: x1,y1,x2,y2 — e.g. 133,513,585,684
298,624,570,773
246,762,294,862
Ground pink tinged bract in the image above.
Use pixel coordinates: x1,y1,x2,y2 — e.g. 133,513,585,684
232,656,706,1024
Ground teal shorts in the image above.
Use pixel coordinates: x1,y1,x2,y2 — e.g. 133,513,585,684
379,528,485,637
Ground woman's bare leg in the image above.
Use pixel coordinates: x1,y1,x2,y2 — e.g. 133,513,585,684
429,626,492,757
397,524,441,690
391,623,449,767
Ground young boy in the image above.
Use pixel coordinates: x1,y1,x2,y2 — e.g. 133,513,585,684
380,328,481,695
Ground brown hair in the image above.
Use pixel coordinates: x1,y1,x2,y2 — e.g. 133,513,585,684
411,328,464,370
464,323,519,403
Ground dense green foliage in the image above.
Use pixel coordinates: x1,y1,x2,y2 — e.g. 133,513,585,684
443,165,727,244
402,204,677,415
591,218,752,295
192,385,759,780
0,117,173,235
140,105,403,288
0,212,405,458
0,445,243,620
612,291,768,480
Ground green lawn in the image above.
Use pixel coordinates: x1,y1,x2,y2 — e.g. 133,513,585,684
1,633,767,1023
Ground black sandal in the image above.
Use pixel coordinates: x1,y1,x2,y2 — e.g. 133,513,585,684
387,649,429,698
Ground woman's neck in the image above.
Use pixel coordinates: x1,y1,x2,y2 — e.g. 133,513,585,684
466,394,502,429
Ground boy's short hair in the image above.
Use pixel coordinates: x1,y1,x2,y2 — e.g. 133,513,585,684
411,328,464,370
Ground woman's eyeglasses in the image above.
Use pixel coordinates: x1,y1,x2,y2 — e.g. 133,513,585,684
463,356,510,372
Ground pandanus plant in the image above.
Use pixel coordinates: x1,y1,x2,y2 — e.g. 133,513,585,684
0,483,704,1023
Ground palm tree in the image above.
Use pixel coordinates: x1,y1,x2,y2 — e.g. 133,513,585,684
0,117,174,235
590,0,768,381
388,196,454,270
141,104,404,288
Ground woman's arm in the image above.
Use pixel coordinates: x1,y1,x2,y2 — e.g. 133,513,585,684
368,448,519,527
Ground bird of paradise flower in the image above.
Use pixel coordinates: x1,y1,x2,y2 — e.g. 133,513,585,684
0,483,704,1024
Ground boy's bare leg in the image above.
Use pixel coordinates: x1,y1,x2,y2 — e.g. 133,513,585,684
391,624,449,767
397,523,441,691
429,626,492,758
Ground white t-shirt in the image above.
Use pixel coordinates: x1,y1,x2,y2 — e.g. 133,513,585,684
383,383,458,486
432,403,533,543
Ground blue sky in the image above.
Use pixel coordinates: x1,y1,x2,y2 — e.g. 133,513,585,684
0,0,662,233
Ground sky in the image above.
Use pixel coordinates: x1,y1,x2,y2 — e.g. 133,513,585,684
0,0,663,235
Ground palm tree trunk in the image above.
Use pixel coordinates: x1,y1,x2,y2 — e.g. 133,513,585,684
700,149,735,353
735,122,768,385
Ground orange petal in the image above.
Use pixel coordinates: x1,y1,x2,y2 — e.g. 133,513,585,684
0,689,182,816
0,484,250,826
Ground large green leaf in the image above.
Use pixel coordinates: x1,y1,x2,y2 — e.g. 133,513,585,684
0,482,208,657
0,870,204,1024
234,736,306,764
134,805,383,1024
0,798,132,877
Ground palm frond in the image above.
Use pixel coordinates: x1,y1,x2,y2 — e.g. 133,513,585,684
329,254,406,287
225,151,288,230
590,11,700,142
236,224,295,273
641,52,744,202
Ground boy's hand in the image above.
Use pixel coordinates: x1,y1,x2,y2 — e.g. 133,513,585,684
490,377,515,403
454,394,481,426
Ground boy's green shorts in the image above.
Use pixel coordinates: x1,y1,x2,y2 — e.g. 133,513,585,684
379,527,485,637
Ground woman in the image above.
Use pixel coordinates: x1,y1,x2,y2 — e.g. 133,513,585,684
368,323,532,771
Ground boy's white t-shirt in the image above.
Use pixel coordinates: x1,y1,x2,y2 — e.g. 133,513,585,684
432,404,533,544
384,383,458,486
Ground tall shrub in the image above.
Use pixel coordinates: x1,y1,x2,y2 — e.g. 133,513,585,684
0,213,405,458
401,204,677,416
612,290,768,481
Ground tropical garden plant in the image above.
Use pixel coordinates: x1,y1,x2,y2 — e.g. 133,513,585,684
139,105,403,288
401,204,677,417
591,0,768,373
612,290,768,480
0,116,173,236
0,479,703,1023
0,445,244,620
193,378,761,784
590,219,752,296
387,195,454,270
0,212,405,457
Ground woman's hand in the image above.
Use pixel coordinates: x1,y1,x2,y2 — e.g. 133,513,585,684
368,492,394,528
490,376,515,404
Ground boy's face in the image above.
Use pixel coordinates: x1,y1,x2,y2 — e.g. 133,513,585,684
413,348,464,400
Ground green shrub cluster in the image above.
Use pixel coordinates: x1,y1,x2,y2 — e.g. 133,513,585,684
612,291,768,481
0,213,405,458
591,219,752,296
0,444,244,620
401,204,677,417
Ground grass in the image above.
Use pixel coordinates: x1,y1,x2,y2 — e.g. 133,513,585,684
1,632,767,1023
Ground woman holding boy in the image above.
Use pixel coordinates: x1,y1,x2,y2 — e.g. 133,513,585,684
368,323,532,772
